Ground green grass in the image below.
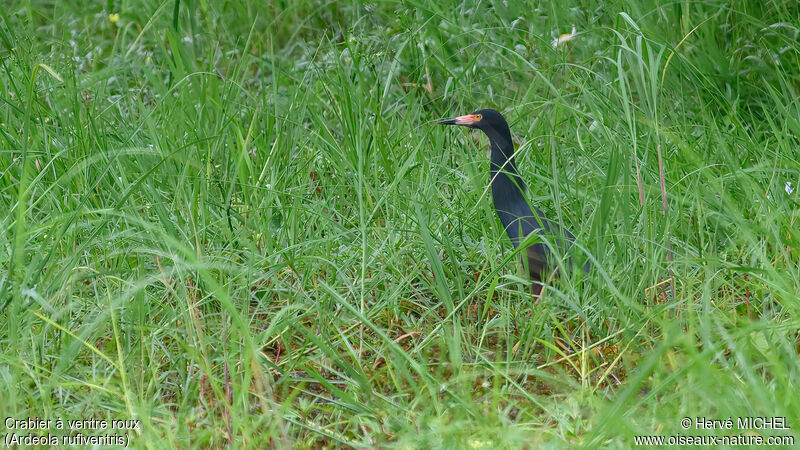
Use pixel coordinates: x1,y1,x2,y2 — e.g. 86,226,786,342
1,0,799,447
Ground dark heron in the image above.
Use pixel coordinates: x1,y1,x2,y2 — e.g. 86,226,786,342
439,108,588,296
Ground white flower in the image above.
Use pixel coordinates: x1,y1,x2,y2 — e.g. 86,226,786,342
786,181,794,195
552,25,577,48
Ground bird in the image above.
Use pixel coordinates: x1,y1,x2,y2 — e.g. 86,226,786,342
438,108,588,296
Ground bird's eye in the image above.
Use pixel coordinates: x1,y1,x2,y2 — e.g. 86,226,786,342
475,114,482,121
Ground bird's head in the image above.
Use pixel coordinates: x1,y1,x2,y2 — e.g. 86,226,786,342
438,108,507,132
438,108,513,155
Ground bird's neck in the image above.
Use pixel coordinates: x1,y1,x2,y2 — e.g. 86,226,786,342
488,133,530,247
488,132,526,196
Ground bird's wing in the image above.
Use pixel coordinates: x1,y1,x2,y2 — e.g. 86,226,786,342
517,206,576,244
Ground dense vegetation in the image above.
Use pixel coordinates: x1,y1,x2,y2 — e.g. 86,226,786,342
1,0,798,447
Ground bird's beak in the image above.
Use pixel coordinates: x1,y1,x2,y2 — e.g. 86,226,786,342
438,114,480,127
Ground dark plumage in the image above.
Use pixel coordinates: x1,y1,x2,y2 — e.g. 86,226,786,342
439,108,587,295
